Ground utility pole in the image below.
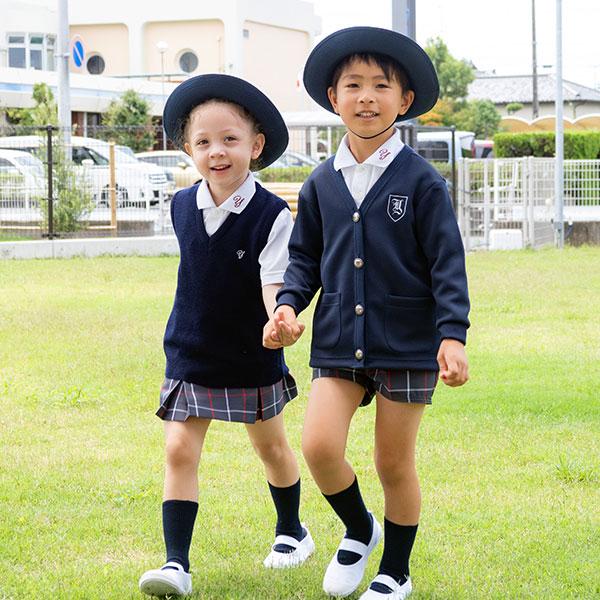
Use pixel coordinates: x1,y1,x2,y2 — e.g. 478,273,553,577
57,0,71,145
392,0,415,39
555,0,564,248
532,0,539,119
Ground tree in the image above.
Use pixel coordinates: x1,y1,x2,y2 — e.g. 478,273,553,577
453,99,502,139
424,38,475,101
7,83,58,126
101,89,156,152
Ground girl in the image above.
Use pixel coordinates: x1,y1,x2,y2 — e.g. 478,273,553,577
139,74,313,598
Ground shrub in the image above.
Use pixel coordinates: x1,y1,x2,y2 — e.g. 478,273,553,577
257,166,315,182
494,131,600,159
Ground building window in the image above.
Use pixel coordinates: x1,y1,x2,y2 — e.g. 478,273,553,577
7,33,56,70
86,54,105,75
243,29,250,39
178,51,198,74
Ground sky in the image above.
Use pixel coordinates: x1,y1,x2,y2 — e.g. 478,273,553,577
309,0,600,90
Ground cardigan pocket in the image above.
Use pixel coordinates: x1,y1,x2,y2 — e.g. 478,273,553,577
384,295,436,353
312,292,341,349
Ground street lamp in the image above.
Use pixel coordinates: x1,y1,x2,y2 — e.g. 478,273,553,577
157,41,168,150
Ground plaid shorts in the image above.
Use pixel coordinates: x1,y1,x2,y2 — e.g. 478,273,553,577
312,367,438,407
157,373,297,423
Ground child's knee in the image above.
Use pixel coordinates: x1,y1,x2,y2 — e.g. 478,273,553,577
252,437,290,465
374,452,415,487
165,434,200,470
302,434,342,469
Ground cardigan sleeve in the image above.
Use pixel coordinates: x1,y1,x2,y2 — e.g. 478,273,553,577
414,178,470,344
275,181,324,316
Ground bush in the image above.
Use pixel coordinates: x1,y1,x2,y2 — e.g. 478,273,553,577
257,166,315,182
494,131,600,159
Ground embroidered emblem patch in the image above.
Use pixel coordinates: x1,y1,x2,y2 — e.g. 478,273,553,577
233,195,245,208
379,149,391,160
387,195,408,222
236,250,245,259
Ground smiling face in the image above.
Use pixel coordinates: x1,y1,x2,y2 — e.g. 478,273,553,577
327,56,414,160
184,100,265,205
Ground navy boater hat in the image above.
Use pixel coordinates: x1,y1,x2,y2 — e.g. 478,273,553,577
163,74,289,168
303,26,439,122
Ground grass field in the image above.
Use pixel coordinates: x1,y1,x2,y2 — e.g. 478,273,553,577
0,247,599,599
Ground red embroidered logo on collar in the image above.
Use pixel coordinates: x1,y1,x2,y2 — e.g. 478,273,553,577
233,195,245,208
379,149,391,160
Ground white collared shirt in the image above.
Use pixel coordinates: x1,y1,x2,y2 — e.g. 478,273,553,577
333,128,405,207
195,172,293,286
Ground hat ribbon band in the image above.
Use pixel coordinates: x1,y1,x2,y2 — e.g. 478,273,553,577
348,118,397,140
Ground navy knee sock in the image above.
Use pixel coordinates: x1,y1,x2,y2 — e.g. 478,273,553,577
373,519,418,589
162,500,198,573
323,476,372,565
268,479,304,552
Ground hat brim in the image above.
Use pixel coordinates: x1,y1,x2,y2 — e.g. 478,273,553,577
163,74,288,168
303,26,439,122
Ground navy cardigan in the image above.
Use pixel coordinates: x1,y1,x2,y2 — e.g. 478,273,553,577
164,183,290,387
277,145,470,371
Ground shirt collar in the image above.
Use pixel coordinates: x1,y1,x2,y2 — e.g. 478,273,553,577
195,171,256,213
333,128,404,171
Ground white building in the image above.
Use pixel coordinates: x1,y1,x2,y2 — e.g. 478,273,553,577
0,0,321,130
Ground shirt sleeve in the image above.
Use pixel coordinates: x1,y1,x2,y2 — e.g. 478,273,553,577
259,208,293,287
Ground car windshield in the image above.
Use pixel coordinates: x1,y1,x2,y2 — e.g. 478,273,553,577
14,153,44,179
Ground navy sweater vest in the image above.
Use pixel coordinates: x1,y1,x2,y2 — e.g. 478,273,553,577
277,145,470,371
164,183,290,388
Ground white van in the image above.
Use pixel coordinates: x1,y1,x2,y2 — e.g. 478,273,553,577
416,130,475,164
0,135,168,207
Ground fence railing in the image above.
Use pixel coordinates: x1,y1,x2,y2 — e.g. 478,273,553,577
458,157,600,250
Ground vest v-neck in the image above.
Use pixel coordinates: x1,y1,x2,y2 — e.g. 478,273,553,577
329,145,413,216
194,202,239,246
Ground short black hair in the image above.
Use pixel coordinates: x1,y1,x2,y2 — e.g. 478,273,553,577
330,52,412,94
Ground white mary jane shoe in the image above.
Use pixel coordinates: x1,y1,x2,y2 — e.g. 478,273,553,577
263,524,315,568
322,514,383,597
138,561,192,597
359,574,413,599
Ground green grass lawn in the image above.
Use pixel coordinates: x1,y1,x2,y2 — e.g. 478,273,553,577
0,247,599,599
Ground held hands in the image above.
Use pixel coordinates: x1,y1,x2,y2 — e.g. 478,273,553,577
437,338,469,387
262,305,305,349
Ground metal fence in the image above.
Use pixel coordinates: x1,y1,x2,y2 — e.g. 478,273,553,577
458,157,600,250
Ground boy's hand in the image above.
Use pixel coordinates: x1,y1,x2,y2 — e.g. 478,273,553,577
263,306,305,349
437,339,469,387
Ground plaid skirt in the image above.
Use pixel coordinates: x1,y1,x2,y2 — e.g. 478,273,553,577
157,372,298,423
313,367,438,407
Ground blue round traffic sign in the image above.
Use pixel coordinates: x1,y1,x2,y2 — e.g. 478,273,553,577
73,40,84,67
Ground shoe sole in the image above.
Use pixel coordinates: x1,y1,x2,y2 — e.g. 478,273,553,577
139,574,191,597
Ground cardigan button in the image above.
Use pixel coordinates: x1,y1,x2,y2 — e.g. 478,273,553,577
352,212,360,222
355,304,364,315
354,257,364,268
355,349,364,360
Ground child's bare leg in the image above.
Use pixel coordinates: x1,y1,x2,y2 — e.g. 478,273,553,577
246,413,314,567
373,396,424,523
163,417,211,501
245,412,299,487
369,393,425,592
302,377,363,494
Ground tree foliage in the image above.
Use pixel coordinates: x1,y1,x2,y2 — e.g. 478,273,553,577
6,83,58,126
100,89,156,152
419,39,501,139
424,37,475,100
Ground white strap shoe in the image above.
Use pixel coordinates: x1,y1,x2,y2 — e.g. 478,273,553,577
323,513,383,597
263,524,315,568
359,574,413,599
139,561,192,597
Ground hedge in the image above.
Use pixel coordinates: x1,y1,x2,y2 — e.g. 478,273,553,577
494,131,600,159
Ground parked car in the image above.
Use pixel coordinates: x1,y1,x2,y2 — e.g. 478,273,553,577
416,130,475,164
116,145,176,198
0,148,45,207
135,150,201,190
268,151,320,169
0,135,168,207
472,139,495,159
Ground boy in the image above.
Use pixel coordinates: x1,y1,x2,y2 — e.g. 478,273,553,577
264,27,470,600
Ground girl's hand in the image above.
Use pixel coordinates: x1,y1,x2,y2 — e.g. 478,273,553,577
437,339,469,387
263,306,304,349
